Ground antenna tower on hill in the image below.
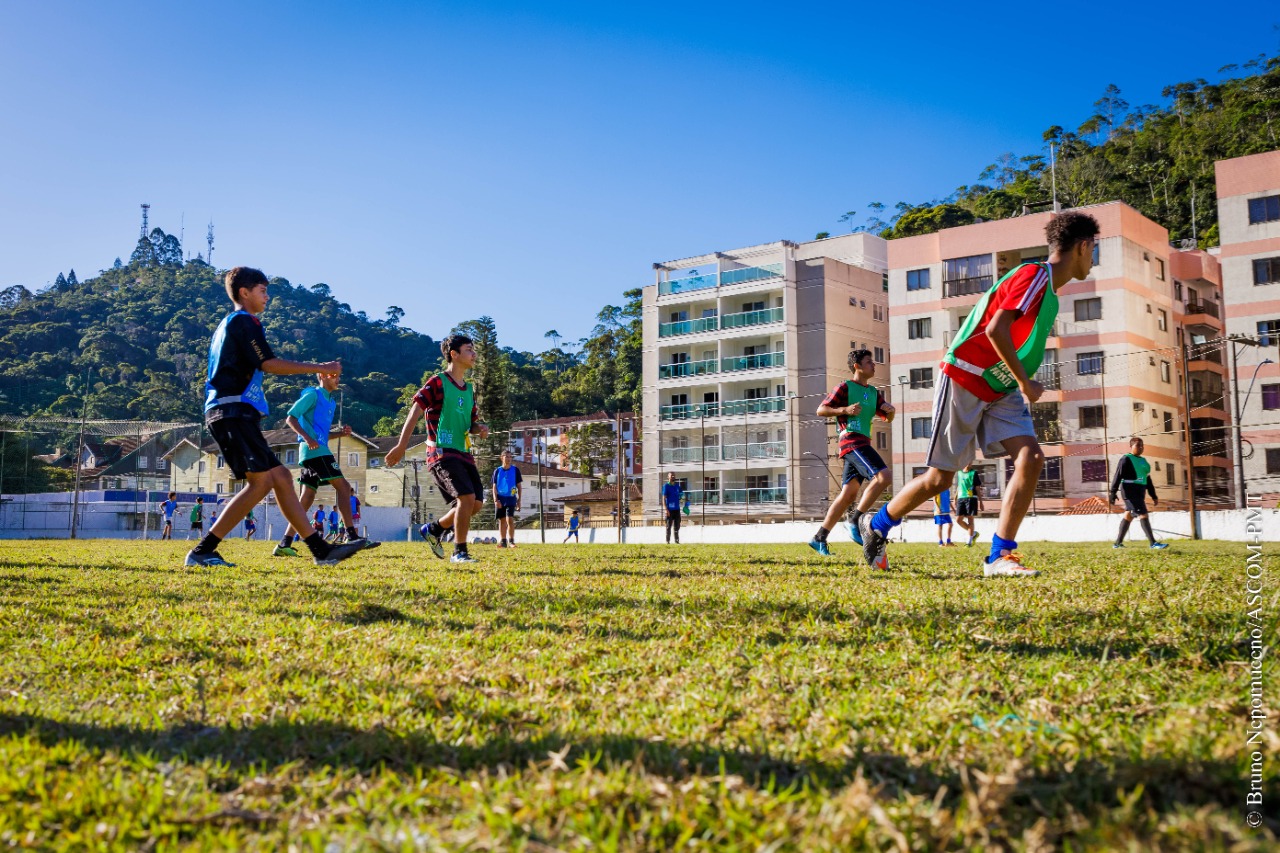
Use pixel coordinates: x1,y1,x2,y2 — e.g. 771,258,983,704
206,221,215,268
139,204,150,238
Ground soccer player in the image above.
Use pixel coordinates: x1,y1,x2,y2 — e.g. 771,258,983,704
244,508,257,540
184,266,366,568
313,506,325,536
159,492,178,540
327,506,341,541
808,348,895,556
186,497,204,540
386,333,490,563
662,473,683,544
954,463,983,546
933,488,954,546
492,449,522,547
1110,436,1169,549
564,510,581,543
350,493,361,532
858,211,1101,577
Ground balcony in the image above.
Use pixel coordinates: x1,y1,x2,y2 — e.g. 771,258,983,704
658,396,786,422
658,317,718,338
658,263,784,297
944,276,992,298
721,352,784,373
720,306,784,330
660,446,720,464
659,272,718,297
721,441,787,461
723,487,788,505
684,489,721,505
1182,297,1223,332
719,263,783,287
659,358,718,380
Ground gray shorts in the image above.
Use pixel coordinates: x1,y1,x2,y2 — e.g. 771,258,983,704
925,373,1036,472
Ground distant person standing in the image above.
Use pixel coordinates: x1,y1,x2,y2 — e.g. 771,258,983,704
187,497,204,540
159,492,178,540
244,508,257,540
662,473,683,544
327,506,341,541
564,509,581,543
954,464,983,547
492,450,523,548
1110,436,1169,549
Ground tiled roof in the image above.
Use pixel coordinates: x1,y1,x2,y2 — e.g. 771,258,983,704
553,484,642,503
510,460,592,480
1061,496,1110,515
510,411,635,429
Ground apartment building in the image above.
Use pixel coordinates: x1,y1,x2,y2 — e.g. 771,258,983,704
510,411,641,480
888,202,1191,511
642,233,890,520
1216,150,1280,504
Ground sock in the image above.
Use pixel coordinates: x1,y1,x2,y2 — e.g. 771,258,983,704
814,526,829,543
988,535,1016,564
193,533,222,554
850,509,864,527
428,521,445,538
1139,517,1155,544
347,526,359,540
1115,518,1131,545
454,543,467,555
302,533,330,559
870,506,900,537
947,539,952,545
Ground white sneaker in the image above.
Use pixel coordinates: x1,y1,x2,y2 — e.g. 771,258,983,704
983,550,1040,578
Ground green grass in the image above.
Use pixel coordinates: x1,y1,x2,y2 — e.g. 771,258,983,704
0,539,1273,850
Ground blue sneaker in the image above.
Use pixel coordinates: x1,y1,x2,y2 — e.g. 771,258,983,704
418,524,445,559
808,539,831,557
849,520,864,545
450,551,479,564
1113,543,1125,549
1150,542,1169,550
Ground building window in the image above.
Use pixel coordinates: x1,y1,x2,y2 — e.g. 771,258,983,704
1267,448,1280,474
1077,351,1104,375
369,484,379,493
876,431,887,450
216,483,225,494
910,367,934,390
1092,242,1100,266
1161,361,1171,383
1081,459,1108,482
1074,297,1102,321
907,269,931,291
216,455,225,469
1158,309,1167,331
1261,384,1280,411
1248,195,1280,224
942,254,993,297
198,461,206,473
1080,405,1106,429
1166,465,1176,486
911,417,932,439
908,318,932,339
1164,411,1174,434
1259,320,1280,347
138,456,148,469
1254,257,1280,285
285,449,297,464
874,346,885,363
1156,258,1166,281
348,452,359,467
158,459,167,471
912,466,928,478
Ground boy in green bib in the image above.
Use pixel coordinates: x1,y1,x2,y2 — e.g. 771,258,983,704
1109,436,1168,549
859,211,1100,577
386,333,490,563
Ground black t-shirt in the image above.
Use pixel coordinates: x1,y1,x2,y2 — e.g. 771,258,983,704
206,312,275,422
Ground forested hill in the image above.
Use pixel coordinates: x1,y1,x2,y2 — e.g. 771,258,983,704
0,254,438,435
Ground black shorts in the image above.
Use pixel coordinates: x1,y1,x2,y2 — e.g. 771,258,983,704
299,454,344,490
208,417,282,480
495,497,517,519
842,446,888,485
431,456,484,504
1121,483,1149,514
956,497,978,517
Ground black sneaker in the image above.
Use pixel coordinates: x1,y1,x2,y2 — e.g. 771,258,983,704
184,550,235,568
418,524,445,559
348,537,381,551
857,514,889,570
314,541,366,566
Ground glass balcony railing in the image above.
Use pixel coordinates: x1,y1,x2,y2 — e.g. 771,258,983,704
659,273,718,296
723,487,788,505
943,276,993,298
659,358,718,379
684,489,721,505
721,352,784,372
660,446,720,464
720,306,783,330
720,441,787,461
658,263,784,296
658,396,786,421
719,263,783,286
658,316,718,337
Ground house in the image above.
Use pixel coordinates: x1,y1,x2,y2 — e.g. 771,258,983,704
52,431,190,492
553,483,643,525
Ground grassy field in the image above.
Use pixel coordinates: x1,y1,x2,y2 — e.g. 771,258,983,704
0,538,1273,850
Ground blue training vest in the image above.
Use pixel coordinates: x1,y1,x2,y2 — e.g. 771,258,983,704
204,310,269,415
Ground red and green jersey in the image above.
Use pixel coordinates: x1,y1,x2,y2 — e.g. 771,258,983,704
821,380,888,457
941,263,1057,402
412,373,478,466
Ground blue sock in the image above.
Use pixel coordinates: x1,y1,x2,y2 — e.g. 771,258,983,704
989,535,1016,564
870,505,900,537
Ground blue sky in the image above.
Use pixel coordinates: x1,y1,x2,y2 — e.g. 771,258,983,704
2,1,1276,351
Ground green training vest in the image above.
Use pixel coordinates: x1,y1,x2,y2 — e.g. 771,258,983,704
1122,453,1150,485
840,380,879,438
436,375,474,453
956,469,977,499
943,262,1058,395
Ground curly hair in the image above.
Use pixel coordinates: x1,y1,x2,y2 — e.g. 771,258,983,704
441,333,474,362
1045,211,1100,254
847,348,874,372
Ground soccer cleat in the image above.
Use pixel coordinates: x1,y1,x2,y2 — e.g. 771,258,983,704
450,551,479,564
968,531,979,547
1150,542,1169,550
858,513,889,570
938,542,946,547
1113,543,1125,549
848,520,864,546
808,539,831,557
314,541,365,567
418,524,445,559
184,550,235,568
272,545,299,557
983,550,1039,578
348,537,381,551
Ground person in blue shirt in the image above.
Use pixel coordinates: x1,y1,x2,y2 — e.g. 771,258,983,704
159,492,178,540
563,510,581,543
328,507,341,541
933,488,954,547
244,508,257,540
491,450,523,548
662,473,684,544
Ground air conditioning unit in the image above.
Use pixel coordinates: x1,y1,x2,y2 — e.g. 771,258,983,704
1133,402,1145,412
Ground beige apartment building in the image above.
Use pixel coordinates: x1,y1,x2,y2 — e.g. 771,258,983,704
642,233,891,520
887,202,1196,512
1216,150,1280,505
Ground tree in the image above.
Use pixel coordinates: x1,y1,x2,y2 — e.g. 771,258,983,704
66,270,78,287
814,231,831,239
112,258,123,269
838,210,857,232
562,422,616,481
385,306,405,326
310,283,331,298
54,272,68,290
0,285,32,310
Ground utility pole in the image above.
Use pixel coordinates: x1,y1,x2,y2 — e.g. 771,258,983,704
1179,342,1199,539
615,411,623,543
534,414,545,543
69,367,91,539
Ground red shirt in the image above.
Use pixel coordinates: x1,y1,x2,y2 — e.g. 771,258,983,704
941,263,1051,402
821,381,888,457
412,374,479,467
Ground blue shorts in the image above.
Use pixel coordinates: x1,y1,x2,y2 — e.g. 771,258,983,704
842,446,888,485
934,514,952,525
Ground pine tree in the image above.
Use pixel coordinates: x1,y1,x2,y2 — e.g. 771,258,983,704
112,258,123,269
66,269,78,287
54,272,68,289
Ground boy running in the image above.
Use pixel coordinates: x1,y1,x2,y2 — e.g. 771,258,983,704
858,211,1101,577
1110,437,1169,549
244,508,257,540
187,497,204,540
955,463,983,546
662,473,683,544
808,348,895,556
564,510,581,542
386,334,490,563
185,266,366,568
492,450,523,547
159,492,178,540
933,488,954,546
